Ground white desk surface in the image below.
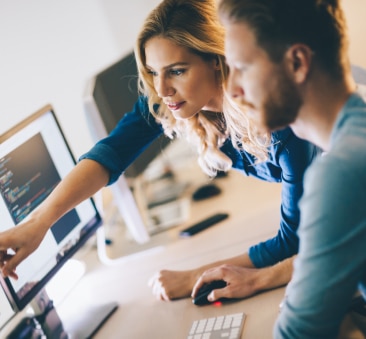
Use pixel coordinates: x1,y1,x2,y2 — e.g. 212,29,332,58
55,167,286,339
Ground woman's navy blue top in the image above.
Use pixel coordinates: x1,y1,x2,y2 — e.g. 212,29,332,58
80,96,320,268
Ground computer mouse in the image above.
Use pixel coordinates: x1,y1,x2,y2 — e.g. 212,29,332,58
192,183,221,201
192,280,227,306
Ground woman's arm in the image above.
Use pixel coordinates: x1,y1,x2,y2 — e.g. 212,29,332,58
149,252,295,301
248,130,321,267
81,96,165,185
192,255,295,301
149,130,315,301
0,159,109,279
0,96,162,279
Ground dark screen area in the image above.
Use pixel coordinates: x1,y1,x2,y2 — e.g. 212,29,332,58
0,133,60,223
0,133,80,243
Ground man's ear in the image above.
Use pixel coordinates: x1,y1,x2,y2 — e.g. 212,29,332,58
284,44,313,83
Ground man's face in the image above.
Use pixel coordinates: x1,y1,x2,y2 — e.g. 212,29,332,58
224,21,302,132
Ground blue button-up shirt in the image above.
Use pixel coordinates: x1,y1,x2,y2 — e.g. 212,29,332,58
80,96,320,268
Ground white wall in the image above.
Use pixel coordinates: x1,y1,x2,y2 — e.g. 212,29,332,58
0,0,159,157
0,0,365,158
343,0,366,69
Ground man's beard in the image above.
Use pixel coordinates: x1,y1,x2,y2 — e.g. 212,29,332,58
262,68,302,132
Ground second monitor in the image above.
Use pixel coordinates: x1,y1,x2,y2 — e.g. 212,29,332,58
84,51,187,244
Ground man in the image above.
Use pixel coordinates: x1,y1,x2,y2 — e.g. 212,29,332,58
217,0,366,337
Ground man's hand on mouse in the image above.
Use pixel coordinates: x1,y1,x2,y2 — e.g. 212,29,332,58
192,264,263,302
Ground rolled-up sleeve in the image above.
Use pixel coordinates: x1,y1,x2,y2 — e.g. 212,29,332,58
79,96,165,185
248,131,321,267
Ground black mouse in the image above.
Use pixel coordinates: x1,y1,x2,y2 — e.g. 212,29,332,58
192,280,227,306
192,183,221,201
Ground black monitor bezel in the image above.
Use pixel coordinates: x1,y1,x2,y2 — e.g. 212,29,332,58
0,104,102,311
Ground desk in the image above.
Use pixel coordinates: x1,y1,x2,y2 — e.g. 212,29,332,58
55,167,286,339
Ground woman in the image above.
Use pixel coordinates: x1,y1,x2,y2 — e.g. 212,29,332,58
0,0,319,303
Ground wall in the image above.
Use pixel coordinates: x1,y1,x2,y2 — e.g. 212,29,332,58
343,0,366,69
0,0,159,157
0,0,365,158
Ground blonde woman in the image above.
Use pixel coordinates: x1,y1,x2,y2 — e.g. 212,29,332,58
0,0,319,303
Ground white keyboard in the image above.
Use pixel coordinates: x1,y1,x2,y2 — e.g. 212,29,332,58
187,312,245,339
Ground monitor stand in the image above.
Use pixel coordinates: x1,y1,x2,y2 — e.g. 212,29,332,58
29,288,118,339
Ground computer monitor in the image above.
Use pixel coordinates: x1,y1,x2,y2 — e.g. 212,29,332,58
83,51,172,244
0,105,116,337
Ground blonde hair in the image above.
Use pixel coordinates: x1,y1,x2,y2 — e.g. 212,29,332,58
135,0,270,177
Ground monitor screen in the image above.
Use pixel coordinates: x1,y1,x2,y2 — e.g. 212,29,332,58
0,104,102,312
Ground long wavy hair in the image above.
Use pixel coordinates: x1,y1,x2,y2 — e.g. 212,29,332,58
135,0,271,177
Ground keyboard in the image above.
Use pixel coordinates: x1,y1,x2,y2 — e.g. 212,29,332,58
187,312,245,339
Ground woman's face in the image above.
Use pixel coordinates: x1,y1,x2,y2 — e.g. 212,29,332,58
144,36,223,119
